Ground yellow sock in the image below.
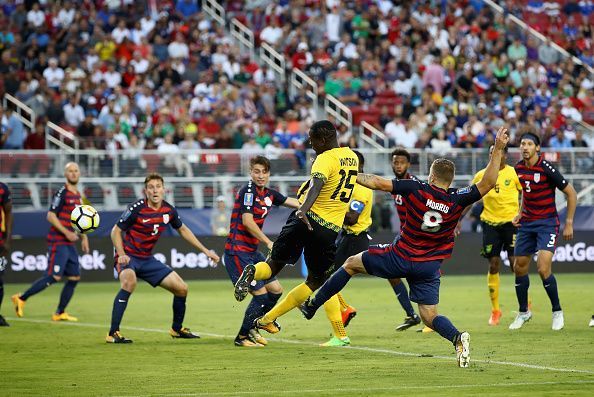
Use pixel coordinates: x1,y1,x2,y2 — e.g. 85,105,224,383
254,262,272,280
324,295,348,338
336,293,349,312
261,283,312,323
487,272,500,311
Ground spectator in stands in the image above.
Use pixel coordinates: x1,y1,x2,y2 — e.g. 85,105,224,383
507,38,528,62
549,129,573,148
24,122,46,150
538,38,560,65
1,107,25,150
43,58,64,90
211,196,230,237
63,95,85,128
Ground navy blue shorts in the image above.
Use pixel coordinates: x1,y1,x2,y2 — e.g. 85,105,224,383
223,251,277,291
514,219,559,256
47,244,80,277
116,255,173,287
362,244,441,305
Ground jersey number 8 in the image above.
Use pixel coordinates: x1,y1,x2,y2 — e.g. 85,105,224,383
331,170,357,203
421,210,443,232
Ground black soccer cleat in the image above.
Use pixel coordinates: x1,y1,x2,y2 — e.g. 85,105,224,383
395,314,421,331
0,314,9,327
170,327,200,339
106,331,133,344
234,264,255,302
299,298,317,320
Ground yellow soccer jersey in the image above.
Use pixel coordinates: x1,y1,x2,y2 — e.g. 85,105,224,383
297,147,358,232
344,183,373,235
472,164,522,225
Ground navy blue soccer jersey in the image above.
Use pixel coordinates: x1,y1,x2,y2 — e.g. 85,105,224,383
515,155,568,225
0,182,11,246
392,173,416,228
225,180,287,254
47,185,82,245
117,199,183,258
391,179,482,262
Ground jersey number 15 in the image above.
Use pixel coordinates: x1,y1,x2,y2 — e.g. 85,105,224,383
331,170,357,203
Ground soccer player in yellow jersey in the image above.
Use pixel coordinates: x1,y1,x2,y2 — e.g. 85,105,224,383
458,145,522,325
233,120,358,335
321,151,372,347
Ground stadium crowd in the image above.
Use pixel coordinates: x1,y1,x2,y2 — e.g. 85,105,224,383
0,0,592,173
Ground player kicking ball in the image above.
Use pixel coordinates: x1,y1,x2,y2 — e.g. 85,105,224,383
106,173,220,343
300,127,510,368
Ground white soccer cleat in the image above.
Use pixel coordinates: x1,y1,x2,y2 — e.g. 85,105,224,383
589,317,594,327
455,332,470,368
552,310,564,331
509,311,532,330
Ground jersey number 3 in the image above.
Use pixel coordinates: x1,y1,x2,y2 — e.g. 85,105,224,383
421,210,443,232
331,170,357,203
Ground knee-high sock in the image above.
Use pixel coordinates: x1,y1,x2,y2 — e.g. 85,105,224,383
432,315,460,345
109,289,131,335
254,262,272,280
310,268,352,311
261,283,312,323
515,274,530,312
265,291,282,312
391,281,416,317
239,294,269,336
487,272,500,311
336,293,349,311
21,275,57,300
56,280,78,314
172,296,186,331
0,279,4,310
542,274,561,312
324,295,347,338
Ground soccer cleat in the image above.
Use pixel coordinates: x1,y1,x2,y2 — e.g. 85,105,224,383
0,315,9,327
488,310,502,326
320,336,351,347
11,294,25,317
234,264,255,302
299,299,316,320
589,316,594,327
509,311,532,330
455,331,471,368
417,326,434,333
396,314,421,331
234,337,263,347
341,305,357,328
551,310,564,331
170,327,200,338
248,329,267,346
106,331,133,343
51,312,78,322
254,317,281,334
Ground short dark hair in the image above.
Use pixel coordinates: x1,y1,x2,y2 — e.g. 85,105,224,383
144,172,164,187
431,158,455,184
309,120,337,141
250,155,271,172
520,132,541,146
352,150,364,169
391,148,411,162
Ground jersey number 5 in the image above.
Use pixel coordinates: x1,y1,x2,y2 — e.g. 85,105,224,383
421,210,443,232
331,169,357,203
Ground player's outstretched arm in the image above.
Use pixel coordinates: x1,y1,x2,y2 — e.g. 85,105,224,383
283,197,301,208
561,183,577,240
356,173,393,192
296,177,325,231
111,225,130,265
242,213,274,250
177,224,220,264
476,127,509,196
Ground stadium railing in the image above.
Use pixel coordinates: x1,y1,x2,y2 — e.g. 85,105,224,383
3,94,35,132
289,68,320,117
202,0,225,26
260,42,286,85
325,94,353,135
230,18,255,60
360,121,389,149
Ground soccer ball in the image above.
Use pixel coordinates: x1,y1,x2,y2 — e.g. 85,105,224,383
70,205,100,234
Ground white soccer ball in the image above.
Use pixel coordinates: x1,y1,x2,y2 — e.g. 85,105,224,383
70,205,100,234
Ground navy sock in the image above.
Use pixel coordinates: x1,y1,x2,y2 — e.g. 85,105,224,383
542,274,561,312
239,294,269,336
21,275,57,301
515,274,530,312
392,281,416,317
0,282,4,309
432,315,460,345
109,289,131,335
265,292,282,312
56,280,78,314
172,296,187,332
310,268,351,310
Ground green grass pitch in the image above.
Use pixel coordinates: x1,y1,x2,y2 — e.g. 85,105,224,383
1,274,594,396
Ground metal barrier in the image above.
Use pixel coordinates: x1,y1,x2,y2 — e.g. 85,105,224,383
324,94,352,134
289,68,319,115
230,18,255,60
359,121,388,149
260,42,286,84
3,94,35,131
202,0,225,26
45,122,80,163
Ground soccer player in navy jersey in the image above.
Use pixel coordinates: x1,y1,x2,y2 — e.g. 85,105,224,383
0,182,13,326
106,173,220,343
12,162,89,322
508,133,577,331
301,127,510,368
223,156,300,347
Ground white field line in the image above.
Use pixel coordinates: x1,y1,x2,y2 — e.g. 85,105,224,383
7,317,594,376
